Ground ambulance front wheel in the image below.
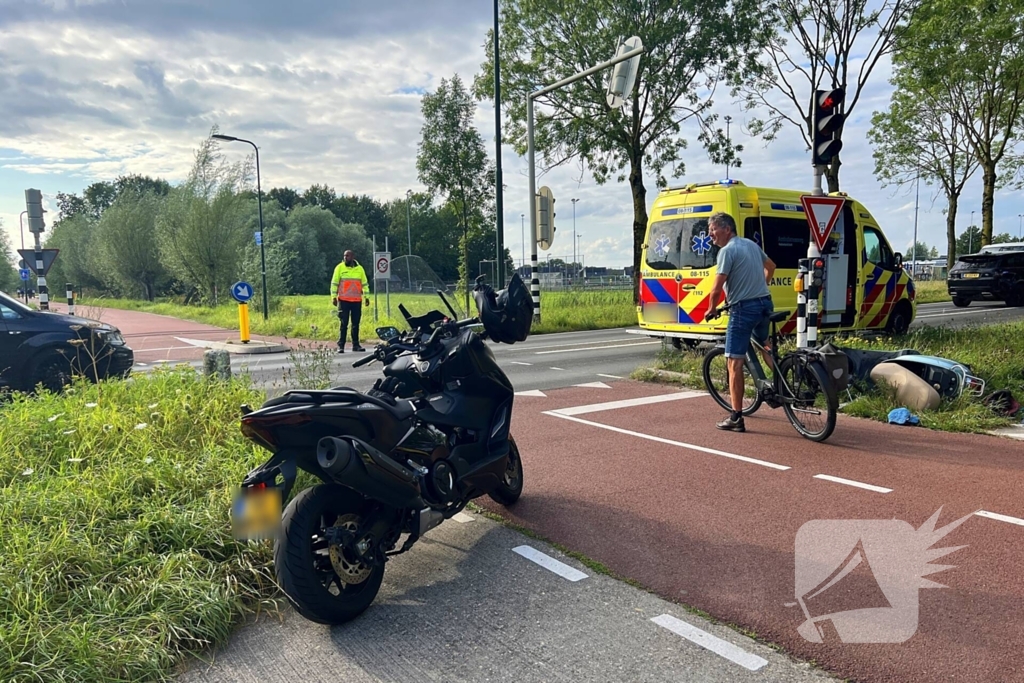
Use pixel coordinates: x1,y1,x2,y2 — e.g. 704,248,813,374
885,301,912,336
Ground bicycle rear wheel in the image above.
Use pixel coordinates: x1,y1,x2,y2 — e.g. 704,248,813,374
778,354,838,442
702,346,763,416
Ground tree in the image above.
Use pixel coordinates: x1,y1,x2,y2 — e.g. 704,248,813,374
0,221,17,294
869,63,979,272
955,225,982,256
475,0,768,302
283,204,373,295
94,189,168,300
742,0,918,192
417,74,495,313
899,0,1024,247
908,240,937,261
332,194,390,244
268,187,302,212
156,133,252,305
42,213,105,295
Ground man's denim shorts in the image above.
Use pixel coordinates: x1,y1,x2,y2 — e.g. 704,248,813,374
724,296,774,358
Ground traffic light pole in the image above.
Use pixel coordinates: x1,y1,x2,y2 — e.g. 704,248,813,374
526,43,644,322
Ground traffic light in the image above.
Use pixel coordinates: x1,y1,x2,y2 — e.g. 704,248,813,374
811,258,825,288
25,188,46,233
812,87,845,166
536,186,556,250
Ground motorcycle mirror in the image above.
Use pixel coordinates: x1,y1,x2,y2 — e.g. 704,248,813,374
376,326,400,341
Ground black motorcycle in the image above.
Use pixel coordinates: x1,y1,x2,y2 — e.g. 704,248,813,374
231,274,533,625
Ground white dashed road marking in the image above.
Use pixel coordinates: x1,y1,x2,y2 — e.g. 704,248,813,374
510,361,532,366
515,390,547,397
549,367,565,371
651,614,768,672
512,546,588,582
573,381,611,389
551,391,705,416
975,510,1024,527
596,374,623,379
813,474,892,494
534,341,660,355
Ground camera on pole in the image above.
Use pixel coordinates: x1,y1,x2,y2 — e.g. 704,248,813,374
812,87,845,167
536,186,556,251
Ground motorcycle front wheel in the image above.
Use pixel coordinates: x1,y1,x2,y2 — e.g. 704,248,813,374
273,484,386,625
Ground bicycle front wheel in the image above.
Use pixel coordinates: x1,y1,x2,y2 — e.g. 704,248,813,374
702,346,762,416
778,354,838,442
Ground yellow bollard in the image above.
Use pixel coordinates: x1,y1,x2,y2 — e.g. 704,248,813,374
238,302,250,343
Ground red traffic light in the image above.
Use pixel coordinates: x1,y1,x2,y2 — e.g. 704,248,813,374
816,87,845,110
814,259,824,268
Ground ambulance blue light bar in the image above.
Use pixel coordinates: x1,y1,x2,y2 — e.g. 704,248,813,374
718,179,738,185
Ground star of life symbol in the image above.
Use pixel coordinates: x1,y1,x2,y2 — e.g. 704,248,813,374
654,234,670,256
691,230,712,256
790,507,975,643
753,230,762,247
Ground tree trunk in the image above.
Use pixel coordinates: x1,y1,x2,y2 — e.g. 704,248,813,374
980,162,996,247
629,157,648,305
945,192,959,273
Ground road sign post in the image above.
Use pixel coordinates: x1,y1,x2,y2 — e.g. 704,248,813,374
374,250,391,320
230,281,254,343
797,195,846,348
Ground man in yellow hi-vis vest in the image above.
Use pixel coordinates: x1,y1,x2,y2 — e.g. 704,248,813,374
330,250,370,353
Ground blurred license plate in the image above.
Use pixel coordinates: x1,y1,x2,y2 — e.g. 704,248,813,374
231,487,282,540
964,273,980,278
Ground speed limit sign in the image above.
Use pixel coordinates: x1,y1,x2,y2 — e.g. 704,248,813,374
374,252,391,280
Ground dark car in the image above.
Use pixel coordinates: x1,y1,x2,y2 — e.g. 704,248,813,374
947,252,1024,307
0,291,134,393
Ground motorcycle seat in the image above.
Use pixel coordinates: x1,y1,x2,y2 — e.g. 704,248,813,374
266,390,416,421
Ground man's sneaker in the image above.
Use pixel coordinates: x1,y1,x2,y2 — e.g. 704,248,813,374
352,345,366,352
716,415,745,432
336,347,345,354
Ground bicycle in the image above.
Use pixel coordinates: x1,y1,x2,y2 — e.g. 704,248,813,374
702,303,838,442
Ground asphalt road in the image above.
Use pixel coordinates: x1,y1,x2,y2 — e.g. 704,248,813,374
138,300,1024,395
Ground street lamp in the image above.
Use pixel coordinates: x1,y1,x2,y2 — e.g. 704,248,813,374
724,115,732,179
212,134,268,320
19,210,27,250
520,213,525,274
970,210,975,254
571,198,579,280
406,189,414,290
1018,213,1022,239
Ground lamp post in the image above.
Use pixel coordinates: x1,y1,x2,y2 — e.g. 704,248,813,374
970,210,975,254
212,134,268,320
19,210,27,250
406,189,414,290
520,213,525,274
1018,213,1022,239
724,115,732,179
571,198,579,280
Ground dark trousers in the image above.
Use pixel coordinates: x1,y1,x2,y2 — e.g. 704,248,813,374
338,300,362,348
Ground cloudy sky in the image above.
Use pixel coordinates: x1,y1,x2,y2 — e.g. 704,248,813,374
2,0,1022,273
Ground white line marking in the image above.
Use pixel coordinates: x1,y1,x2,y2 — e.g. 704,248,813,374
549,367,565,371
535,341,660,355
651,614,768,671
597,374,623,379
544,411,790,471
517,337,637,352
813,474,892,493
512,545,588,581
453,512,475,523
914,310,1005,320
975,510,1024,527
515,390,547,397
551,391,705,416
574,381,611,389
510,361,533,365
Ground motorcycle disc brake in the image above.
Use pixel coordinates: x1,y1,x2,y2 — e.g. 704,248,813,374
328,514,373,585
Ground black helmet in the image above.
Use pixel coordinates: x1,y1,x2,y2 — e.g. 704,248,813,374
473,273,533,344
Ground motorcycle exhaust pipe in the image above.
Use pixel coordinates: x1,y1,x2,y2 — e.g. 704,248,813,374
316,436,423,509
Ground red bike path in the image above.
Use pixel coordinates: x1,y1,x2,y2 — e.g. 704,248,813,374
483,380,1024,683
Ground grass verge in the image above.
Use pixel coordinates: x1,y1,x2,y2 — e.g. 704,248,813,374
0,369,280,683
913,280,950,304
78,290,638,340
635,322,1024,434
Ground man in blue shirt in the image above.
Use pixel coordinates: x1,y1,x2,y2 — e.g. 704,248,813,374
706,212,776,432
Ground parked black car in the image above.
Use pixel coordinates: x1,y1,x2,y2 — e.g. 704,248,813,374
0,291,134,393
947,252,1024,308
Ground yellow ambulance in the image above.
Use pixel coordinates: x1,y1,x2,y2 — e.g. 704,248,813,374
635,179,917,348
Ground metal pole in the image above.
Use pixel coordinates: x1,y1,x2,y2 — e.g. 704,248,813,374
493,0,505,285
912,157,920,273
372,235,378,322
33,230,47,311
528,95,540,322
724,116,732,179
66,283,74,316
520,213,525,275
406,190,413,290
970,211,975,254
385,236,390,317
249,141,268,321
571,198,578,282
19,211,27,304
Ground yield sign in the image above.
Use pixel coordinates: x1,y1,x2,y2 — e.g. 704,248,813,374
17,248,59,276
800,196,846,252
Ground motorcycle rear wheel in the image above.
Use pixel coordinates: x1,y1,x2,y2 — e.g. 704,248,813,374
273,484,386,625
487,436,523,506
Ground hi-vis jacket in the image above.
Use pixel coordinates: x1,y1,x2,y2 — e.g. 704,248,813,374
331,261,369,302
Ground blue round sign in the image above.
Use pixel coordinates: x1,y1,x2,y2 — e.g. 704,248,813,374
231,281,254,303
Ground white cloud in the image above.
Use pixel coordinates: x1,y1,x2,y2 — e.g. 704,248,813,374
2,2,1022,272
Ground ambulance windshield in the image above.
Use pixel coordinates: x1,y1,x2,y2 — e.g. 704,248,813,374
645,217,720,270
